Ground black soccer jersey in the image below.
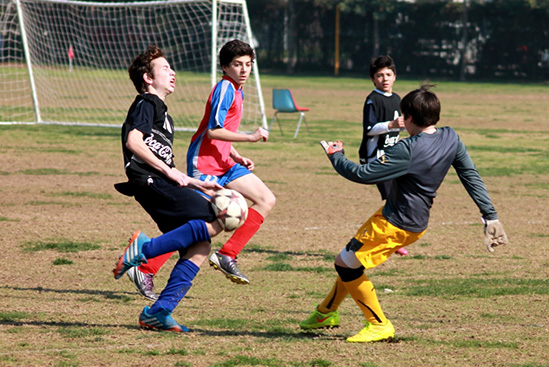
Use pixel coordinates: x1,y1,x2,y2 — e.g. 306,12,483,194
121,93,176,186
330,127,497,232
359,90,401,163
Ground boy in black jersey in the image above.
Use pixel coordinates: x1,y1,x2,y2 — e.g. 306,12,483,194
358,55,405,200
300,84,508,343
113,45,225,332
359,56,408,257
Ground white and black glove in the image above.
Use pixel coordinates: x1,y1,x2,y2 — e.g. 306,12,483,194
320,140,343,156
483,219,509,253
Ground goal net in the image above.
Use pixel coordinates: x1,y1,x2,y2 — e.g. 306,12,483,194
0,0,266,130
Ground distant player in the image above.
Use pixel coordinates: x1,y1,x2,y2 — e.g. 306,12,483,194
359,55,408,256
359,55,405,199
114,45,224,324
299,84,508,342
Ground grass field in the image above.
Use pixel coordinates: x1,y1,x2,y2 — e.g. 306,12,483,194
0,75,548,367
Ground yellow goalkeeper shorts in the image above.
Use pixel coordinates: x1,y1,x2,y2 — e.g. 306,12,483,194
348,207,426,269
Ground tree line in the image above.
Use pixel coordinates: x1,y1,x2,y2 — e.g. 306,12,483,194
247,0,549,80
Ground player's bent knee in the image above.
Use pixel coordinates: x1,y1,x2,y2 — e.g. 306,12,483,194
335,264,365,282
265,192,276,210
206,221,223,237
184,241,211,265
251,192,276,216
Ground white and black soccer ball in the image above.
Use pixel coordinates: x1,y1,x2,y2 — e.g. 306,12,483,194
211,189,248,232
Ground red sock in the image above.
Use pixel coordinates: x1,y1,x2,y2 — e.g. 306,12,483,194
218,208,264,258
138,251,173,275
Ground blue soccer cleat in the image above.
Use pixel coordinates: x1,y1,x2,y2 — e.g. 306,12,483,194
139,306,189,333
113,231,149,279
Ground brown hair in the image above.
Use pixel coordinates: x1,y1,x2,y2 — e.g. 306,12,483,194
400,84,441,127
369,55,396,78
128,45,165,94
219,39,255,68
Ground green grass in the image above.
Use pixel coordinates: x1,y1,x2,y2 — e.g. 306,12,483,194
52,258,74,265
404,278,549,297
20,168,100,176
211,356,287,367
48,191,113,200
0,311,29,322
22,240,101,253
0,216,19,222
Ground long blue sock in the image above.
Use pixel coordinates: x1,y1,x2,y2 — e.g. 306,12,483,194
148,258,200,314
142,220,210,259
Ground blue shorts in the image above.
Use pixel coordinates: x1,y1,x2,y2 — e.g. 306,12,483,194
197,163,251,198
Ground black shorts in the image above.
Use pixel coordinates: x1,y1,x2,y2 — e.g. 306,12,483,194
134,177,217,234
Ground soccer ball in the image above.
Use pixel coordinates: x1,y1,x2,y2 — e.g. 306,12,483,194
211,189,248,231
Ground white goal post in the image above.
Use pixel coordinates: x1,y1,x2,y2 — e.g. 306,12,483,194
0,0,267,130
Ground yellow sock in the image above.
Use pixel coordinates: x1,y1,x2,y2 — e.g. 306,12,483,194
343,273,387,325
317,276,348,314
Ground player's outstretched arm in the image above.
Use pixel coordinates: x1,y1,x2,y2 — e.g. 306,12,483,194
452,138,509,252
207,126,268,143
483,219,509,253
320,140,343,156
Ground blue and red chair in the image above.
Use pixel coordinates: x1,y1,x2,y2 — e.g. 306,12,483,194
269,89,310,138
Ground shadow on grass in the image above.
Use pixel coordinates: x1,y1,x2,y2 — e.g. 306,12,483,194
177,327,350,341
0,286,362,340
1,285,131,300
0,287,406,342
0,316,404,342
0,318,140,331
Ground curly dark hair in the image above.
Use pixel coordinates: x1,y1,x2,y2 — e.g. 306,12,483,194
128,45,165,94
219,39,255,68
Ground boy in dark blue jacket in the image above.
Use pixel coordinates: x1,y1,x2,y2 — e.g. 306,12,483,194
300,84,508,343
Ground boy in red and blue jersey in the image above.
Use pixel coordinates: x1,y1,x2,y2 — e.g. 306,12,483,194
131,40,273,287
186,39,275,285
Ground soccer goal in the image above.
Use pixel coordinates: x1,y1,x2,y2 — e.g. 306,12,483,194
0,0,267,131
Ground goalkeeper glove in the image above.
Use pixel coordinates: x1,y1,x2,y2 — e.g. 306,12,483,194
483,219,508,253
320,140,343,155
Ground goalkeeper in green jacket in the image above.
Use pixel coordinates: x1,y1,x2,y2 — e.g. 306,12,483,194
299,84,509,343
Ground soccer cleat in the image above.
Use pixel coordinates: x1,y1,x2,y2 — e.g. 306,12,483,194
346,320,395,343
208,252,249,284
139,306,189,333
127,266,158,301
395,248,409,256
113,231,149,279
299,308,340,329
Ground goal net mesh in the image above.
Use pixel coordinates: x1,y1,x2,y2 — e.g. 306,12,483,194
0,0,265,130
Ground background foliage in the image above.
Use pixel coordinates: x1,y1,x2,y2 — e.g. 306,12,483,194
247,0,549,80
